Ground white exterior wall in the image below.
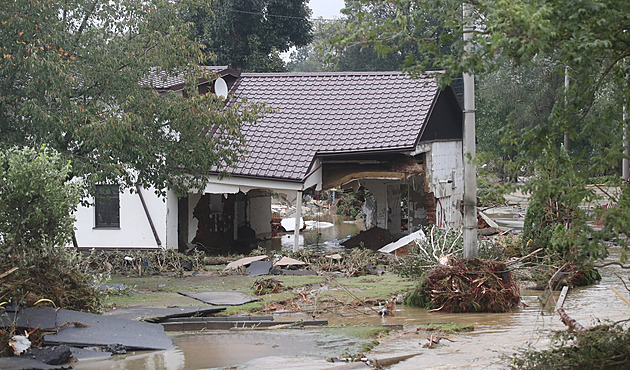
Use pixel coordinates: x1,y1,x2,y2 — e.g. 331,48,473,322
74,187,168,249
415,141,464,227
248,191,272,237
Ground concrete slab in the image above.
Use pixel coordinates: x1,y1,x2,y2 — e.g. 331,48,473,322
178,291,262,306
103,306,226,322
43,309,173,350
246,260,272,276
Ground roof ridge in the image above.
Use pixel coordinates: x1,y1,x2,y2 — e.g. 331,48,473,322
240,71,425,77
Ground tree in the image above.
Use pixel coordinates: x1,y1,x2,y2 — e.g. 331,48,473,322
0,0,263,196
287,1,429,72
183,0,313,72
0,146,81,254
346,0,630,260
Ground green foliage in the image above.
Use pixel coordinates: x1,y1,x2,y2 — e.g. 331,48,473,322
184,0,313,72
521,148,598,260
0,146,81,254
512,323,630,369
0,0,264,196
335,188,368,219
403,280,431,308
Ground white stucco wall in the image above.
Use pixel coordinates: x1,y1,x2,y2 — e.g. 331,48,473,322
74,186,168,249
248,190,272,237
415,140,464,227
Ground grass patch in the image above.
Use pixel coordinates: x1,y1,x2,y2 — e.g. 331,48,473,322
420,322,474,334
324,325,391,354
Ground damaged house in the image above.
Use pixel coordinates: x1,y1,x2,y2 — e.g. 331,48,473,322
73,68,463,251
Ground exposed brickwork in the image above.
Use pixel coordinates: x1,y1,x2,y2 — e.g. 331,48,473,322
425,192,437,227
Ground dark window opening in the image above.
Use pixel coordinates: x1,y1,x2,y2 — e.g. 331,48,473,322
95,185,120,227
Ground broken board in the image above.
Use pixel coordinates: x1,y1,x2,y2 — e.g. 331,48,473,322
178,291,262,306
103,306,226,322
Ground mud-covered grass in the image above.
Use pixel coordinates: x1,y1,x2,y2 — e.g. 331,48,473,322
323,325,391,355
102,271,415,316
419,322,475,334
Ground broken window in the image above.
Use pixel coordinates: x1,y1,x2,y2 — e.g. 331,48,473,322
95,185,120,228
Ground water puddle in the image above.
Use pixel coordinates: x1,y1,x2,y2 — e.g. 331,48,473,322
262,214,364,253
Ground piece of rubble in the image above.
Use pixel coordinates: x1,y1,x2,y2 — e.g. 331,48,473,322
274,256,307,267
378,229,426,255
224,255,268,270
246,261,273,276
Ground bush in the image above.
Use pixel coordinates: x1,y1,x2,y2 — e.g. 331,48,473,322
0,146,81,254
512,323,630,369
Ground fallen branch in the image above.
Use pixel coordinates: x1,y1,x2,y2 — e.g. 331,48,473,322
0,267,18,279
557,307,585,332
505,248,543,266
593,262,630,269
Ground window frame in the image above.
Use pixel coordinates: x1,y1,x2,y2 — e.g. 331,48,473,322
94,184,120,228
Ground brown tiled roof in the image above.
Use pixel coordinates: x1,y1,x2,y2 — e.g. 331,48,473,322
143,66,230,90
225,71,445,182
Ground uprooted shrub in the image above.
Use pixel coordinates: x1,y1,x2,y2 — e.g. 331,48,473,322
405,257,521,313
1,247,102,314
511,323,630,369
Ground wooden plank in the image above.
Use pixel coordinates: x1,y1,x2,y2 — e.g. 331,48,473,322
555,285,569,310
610,287,630,308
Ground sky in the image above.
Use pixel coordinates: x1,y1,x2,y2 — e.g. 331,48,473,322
308,0,345,19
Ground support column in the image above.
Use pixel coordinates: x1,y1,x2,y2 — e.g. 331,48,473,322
293,190,302,252
462,3,478,258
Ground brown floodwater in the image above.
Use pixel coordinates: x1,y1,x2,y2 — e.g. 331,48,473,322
73,246,629,369
73,211,630,369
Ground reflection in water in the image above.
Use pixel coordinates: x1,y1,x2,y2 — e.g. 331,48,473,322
260,214,363,253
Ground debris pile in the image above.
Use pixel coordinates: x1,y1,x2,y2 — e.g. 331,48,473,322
82,248,206,276
419,257,521,313
1,249,102,314
252,278,285,295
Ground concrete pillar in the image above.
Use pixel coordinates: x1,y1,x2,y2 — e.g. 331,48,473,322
293,190,302,252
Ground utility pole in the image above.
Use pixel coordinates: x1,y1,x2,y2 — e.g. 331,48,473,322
462,3,477,258
564,66,570,151
624,104,629,181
